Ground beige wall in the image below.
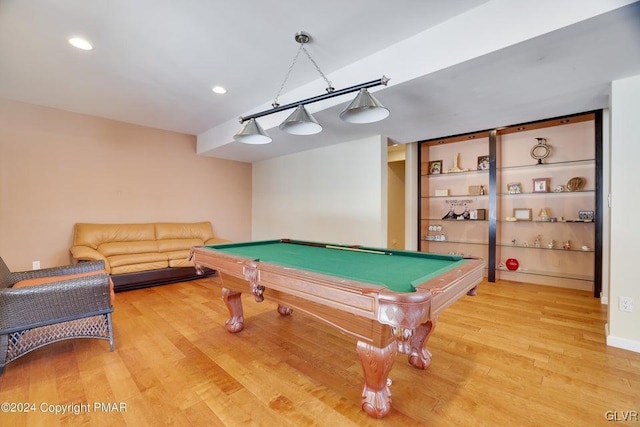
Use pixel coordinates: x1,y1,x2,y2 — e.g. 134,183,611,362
252,135,387,247
0,99,252,271
608,74,640,352
387,155,405,250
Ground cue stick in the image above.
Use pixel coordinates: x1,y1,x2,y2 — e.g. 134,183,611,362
325,245,389,255
284,239,390,255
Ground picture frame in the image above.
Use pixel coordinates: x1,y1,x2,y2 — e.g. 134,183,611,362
469,209,486,220
578,210,594,221
477,155,490,170
507,182,522,194
429,160,442,175
468,185,487,196
513,208,532,221
532,177,551,193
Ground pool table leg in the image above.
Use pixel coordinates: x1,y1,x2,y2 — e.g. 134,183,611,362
407,320,435,369
222,288,245,333
356,341,396,418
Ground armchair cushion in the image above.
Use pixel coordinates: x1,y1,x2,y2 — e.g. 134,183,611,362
12,269,115,304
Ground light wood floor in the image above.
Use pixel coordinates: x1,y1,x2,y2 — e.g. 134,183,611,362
1,277,639,426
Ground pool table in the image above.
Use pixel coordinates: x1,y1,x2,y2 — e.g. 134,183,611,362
191,239,484,418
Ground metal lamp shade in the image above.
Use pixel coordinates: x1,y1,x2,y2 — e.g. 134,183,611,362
234,118,272,144
279,105,322,135
339,88,390,124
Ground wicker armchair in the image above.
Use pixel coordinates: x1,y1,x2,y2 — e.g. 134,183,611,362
0,257,114,373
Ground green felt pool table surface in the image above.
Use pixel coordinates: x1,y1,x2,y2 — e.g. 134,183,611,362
205,239,468,293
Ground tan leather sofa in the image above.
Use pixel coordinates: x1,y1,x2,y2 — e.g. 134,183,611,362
70,222,228,291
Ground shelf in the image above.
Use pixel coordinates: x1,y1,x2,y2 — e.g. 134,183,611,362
497,243,594,252
438,219,487,222
422,194,489,199
424,239,487,245
421,169,488,178
496,266,594,282
421,217,488,221
498,189,594,197
498,158,594,172
499,220,594,224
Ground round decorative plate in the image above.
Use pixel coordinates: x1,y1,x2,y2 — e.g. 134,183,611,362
566,177,586,192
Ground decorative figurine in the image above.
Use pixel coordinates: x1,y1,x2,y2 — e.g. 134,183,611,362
534,235,542,248
563,240,571,250
505,258,519,271
530,137,552,165
547,240,555,249
538,208,550,221
447,153,469,173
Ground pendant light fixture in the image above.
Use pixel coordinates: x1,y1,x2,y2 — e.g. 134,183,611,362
279,105,322,135
234,118,272,144
339,88,390,124
233,31,389,144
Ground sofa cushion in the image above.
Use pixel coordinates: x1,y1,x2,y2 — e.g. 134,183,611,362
168,257,193,268
74,223,156,249
164,249,194,267
164,249,191,261
108,252,167,268
98,240,159,257
157,238,203,253
155,222,214,241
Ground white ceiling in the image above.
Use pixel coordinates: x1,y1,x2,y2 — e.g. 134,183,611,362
1,0,639,163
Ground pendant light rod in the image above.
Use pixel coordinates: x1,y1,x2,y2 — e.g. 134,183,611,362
239,76,389,124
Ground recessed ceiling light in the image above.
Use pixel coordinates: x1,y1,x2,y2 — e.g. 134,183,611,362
212,86,227,94
68,37,93,50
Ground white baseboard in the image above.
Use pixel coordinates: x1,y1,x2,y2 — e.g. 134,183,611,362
606,332,640,353
601,295,609,305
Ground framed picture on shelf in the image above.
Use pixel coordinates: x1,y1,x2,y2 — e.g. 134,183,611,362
513,208,532,221
532,177,551,193
477,155,490,170
429,160,442,175
578,210,594,221
507,182,522,194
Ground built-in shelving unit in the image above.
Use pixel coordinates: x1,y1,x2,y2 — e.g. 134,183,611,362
418,111,602,295
420,134,491,263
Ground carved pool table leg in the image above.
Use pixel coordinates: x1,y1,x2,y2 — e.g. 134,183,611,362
356,341,397,418
408,320,435,369
222,288,244,333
